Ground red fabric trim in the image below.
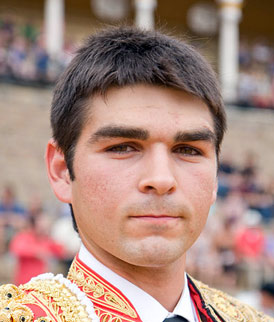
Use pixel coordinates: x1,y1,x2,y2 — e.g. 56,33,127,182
188,277,216,322
72,254,142,322
26,304,52,321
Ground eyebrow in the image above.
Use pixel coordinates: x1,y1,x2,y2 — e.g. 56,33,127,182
89,125,149,143
88,125,216,145
174,129,216,144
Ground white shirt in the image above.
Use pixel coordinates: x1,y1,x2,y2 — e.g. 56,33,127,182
79,244,198,322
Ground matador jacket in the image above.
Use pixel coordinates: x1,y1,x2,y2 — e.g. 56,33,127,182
0,255,273,322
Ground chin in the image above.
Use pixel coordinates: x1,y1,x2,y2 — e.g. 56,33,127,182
118,236,187,267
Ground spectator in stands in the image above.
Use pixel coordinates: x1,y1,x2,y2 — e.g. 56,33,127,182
0,16,15,45
241,152,258,179
27,193,44,221
249,188,274,224
10,213,65,285
0,185,27,251
20,20,38,44
238,69,257,107
235,210,265,260
238,39,274,109
263,223,274,282
34,36,49,82
218,154,240,199
0,16,71,85
0,185,25,216
212,216,238,288
235,210,266,289
220,189,248,222
6,35,28,79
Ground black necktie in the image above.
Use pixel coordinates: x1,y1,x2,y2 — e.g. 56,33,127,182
163,316,188,322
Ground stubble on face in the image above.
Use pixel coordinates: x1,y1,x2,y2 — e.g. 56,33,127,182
119,198,208,265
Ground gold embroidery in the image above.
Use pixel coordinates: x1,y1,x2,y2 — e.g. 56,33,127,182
0,278,96,322
100,312,123,322
0,300,34,322
0,284,52,322
27,291,64,322
68,259,138,321
190,277,274,322
0,284,24,303
94,306,137,322
22,279,91,322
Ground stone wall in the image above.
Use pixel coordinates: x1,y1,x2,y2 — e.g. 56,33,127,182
0,84,53,205
222,107,274,178
1,84,274,206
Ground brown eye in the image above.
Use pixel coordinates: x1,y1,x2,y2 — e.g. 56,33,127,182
174,146,200,156
106,144,136,153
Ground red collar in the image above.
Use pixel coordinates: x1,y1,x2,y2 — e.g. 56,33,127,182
68,255,142,322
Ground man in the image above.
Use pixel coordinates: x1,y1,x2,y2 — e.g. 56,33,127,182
0,27,272,322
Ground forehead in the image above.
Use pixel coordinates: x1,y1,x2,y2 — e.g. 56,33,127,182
83,85,214,135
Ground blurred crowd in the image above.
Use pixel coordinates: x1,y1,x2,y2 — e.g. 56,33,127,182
0,185,80,285
1,16,274,108
238,40,274,109
0,16,74,86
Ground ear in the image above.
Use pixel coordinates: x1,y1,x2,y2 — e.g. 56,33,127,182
45,139,72,203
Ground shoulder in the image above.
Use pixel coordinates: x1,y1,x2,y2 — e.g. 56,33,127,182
188,276,274,322
0,274,99,322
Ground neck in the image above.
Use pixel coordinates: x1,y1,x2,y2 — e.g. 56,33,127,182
81,243,186,312
115,261,186,312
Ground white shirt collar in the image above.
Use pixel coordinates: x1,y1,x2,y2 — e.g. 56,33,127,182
79,244,198,322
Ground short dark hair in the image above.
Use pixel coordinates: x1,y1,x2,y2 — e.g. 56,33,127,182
51,26,226,180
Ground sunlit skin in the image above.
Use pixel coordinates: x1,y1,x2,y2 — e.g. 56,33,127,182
46,84,218,311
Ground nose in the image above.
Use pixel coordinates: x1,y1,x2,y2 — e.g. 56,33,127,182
138,146,177,195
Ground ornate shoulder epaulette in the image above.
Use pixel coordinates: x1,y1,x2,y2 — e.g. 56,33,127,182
0,273,99,322
189,276,274,322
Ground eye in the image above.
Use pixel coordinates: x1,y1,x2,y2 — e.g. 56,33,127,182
173,146,201,156
106,144,137,154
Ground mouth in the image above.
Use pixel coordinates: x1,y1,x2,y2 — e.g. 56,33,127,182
130,214,181,222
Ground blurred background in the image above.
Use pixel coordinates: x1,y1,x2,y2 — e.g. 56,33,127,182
0,0,274,316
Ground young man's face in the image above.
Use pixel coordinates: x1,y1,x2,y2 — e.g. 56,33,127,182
47,84,218,270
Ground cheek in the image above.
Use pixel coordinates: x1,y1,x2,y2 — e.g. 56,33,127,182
186,166,217,212
73,161,135,216
186,170,216,240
